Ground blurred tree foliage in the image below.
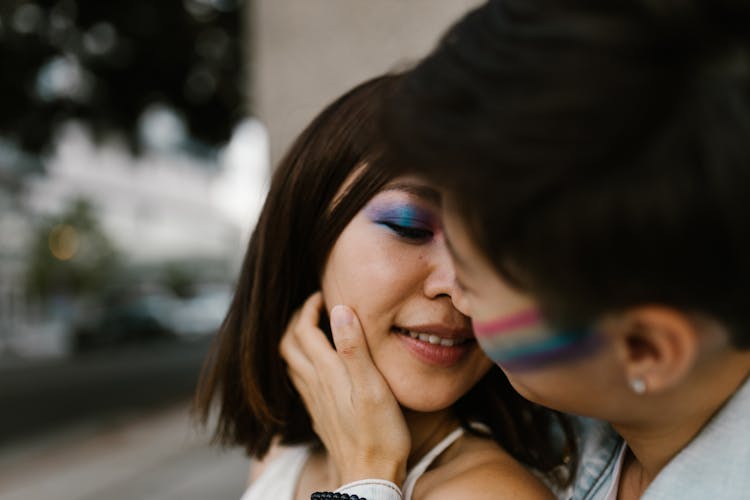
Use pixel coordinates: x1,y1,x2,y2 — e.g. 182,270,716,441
0,0,245,157
25,198,121,299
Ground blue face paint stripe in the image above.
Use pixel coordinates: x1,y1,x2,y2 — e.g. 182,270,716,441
479,329,592,361
492,333,603,371
475,324,551,350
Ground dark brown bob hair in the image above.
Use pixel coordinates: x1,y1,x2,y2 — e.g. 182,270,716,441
194,74,574,481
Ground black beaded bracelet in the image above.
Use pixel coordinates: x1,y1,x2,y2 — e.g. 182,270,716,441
310,492,363,500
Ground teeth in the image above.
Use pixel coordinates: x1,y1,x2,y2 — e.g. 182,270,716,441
399,328,464,347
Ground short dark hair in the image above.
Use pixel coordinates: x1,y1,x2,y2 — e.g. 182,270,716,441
194,74,575,481
384,0,750,346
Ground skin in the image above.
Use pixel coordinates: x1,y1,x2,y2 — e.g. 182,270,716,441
273,178,553,499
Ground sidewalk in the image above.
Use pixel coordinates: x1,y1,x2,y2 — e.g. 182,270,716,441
0,401,249,500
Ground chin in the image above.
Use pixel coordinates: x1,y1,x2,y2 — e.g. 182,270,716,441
504,377,541,406
399,401,456,413
392,388,462,413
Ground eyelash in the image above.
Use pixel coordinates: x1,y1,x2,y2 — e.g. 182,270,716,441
380,222,434,241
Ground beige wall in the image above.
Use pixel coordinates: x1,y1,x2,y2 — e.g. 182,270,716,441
249,0,483,165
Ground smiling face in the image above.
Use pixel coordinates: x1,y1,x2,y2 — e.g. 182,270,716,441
320,177,493,412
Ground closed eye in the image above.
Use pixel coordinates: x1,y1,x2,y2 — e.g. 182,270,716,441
381,222,433,241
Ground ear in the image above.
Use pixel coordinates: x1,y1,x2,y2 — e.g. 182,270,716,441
612,306,700,395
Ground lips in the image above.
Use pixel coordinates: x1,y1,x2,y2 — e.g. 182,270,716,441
392,324,475,366
392,326,471,346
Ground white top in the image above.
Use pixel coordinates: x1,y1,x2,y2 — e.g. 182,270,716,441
240,427,467,500
240,446,311,500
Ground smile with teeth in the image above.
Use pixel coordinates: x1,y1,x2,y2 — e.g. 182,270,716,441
393,327,469,347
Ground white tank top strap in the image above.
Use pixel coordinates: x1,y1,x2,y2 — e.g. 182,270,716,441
402,427,466,500
468,421,492,435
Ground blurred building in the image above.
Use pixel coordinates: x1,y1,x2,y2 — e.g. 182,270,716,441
0,119,268,357
25,121,266,264
250,0,483,165
0,190,33,354
0,0,256,359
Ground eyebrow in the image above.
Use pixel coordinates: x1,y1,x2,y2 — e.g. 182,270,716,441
381,182,441,205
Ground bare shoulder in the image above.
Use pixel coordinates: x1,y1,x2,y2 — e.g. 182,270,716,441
420,461,554,500
415,435,554,500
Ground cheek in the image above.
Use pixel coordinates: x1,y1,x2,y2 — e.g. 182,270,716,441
500,337,622,415
321,231,419,331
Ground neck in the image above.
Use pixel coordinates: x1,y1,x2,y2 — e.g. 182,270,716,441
614,412,709,490
402,408,460,470
613,358,750,497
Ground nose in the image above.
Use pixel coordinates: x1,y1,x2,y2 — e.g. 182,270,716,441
451,283,472,317
422,239,461,301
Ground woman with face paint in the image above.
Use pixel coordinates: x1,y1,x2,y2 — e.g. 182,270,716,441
194,74,576,500
281,1,750,499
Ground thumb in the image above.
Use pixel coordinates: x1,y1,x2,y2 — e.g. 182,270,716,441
330,304,379,381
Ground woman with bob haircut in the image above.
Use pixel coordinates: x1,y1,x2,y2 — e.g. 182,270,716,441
194,74,574,500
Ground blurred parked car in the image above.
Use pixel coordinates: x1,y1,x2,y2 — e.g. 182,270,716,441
164,285,232,338
72,285,231,351
73,291,176,351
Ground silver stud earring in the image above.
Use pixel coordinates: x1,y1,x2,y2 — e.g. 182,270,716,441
629,377,647,395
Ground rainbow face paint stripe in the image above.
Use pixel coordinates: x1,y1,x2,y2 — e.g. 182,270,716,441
472,308,600,371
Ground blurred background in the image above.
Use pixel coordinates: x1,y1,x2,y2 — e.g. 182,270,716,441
0,1,480,498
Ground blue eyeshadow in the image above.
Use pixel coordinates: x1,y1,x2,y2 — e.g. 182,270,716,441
365,202,436,229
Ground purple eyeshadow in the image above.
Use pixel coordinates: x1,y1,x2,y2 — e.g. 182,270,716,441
365,202,436,229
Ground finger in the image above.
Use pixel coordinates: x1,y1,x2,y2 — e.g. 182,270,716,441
283,334,328,412
329,305,383,385
281,297,349,391
295,291,324,337
280,292,324,368
292,293,341,367
280,330,315,376
287,369,313,406
287,369,331,437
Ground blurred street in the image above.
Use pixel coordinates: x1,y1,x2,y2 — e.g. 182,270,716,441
0,337,214,444
0,400,249,500
0,338,250,499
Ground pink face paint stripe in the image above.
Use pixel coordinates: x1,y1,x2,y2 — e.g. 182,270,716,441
472,309,542,337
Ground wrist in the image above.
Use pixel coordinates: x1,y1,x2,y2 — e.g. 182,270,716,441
336,479,403,500
343,459,406,488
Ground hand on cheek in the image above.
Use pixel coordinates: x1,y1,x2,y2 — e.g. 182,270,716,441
280,293,411,486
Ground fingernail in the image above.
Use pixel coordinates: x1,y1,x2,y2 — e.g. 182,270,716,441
331,305,353,328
